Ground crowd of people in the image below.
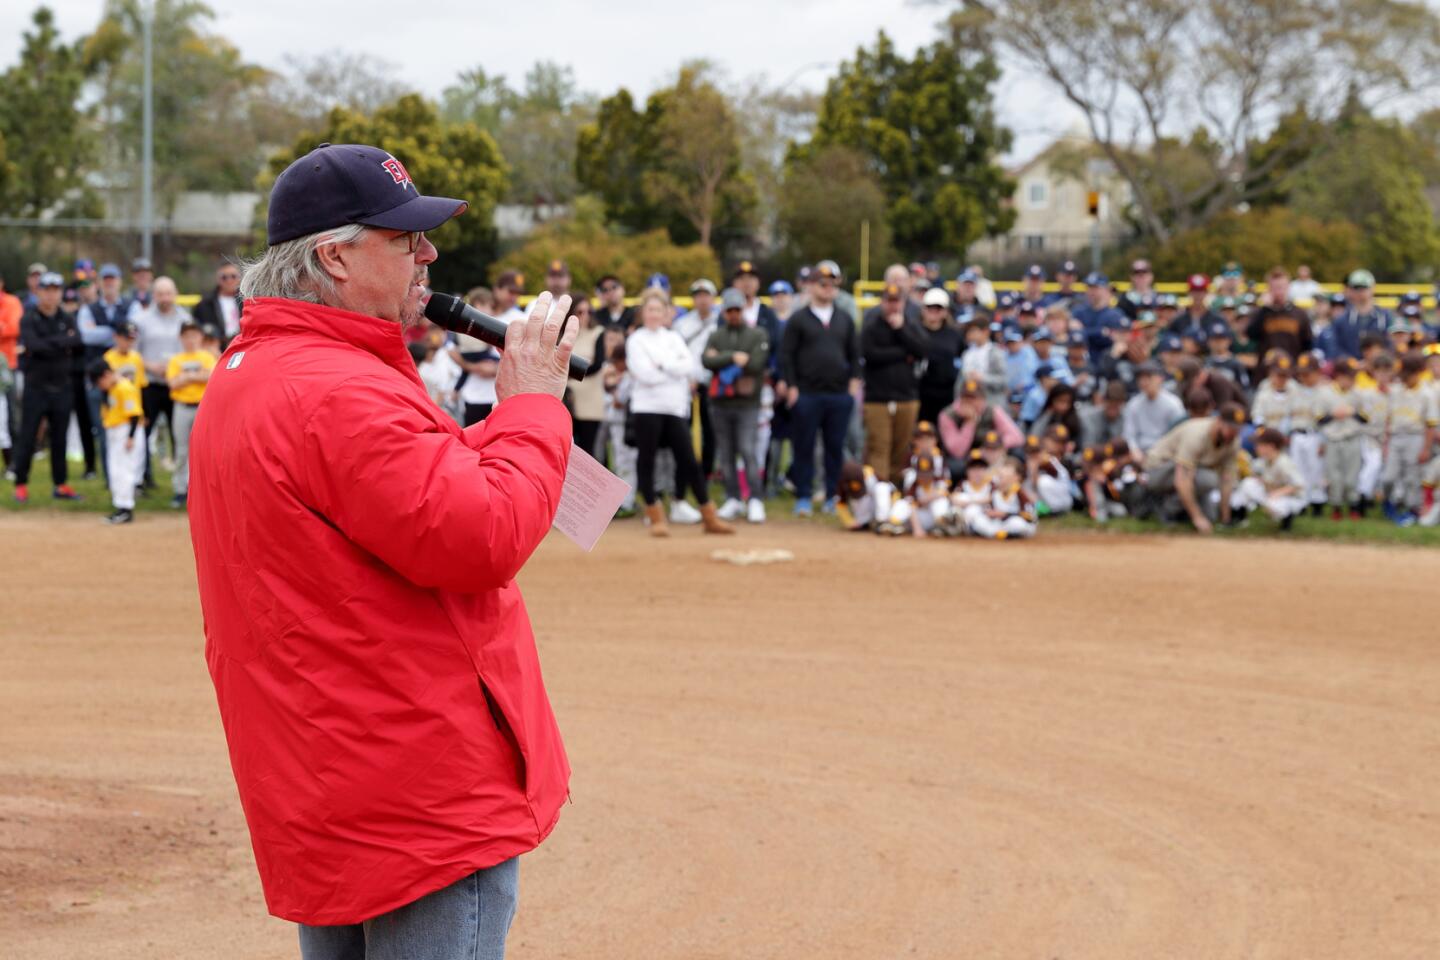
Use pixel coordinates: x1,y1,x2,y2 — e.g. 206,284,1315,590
5,252,1439,537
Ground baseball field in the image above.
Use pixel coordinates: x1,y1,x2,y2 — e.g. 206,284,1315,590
2,513,1437,958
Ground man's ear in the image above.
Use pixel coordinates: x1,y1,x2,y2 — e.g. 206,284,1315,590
315,241,353,285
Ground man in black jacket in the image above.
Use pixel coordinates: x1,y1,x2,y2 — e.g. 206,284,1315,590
780,260,859,516
861,281,928,486
192,263,243,347
12,272,83,503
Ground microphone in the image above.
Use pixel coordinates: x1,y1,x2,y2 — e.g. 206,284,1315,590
423,292,589,381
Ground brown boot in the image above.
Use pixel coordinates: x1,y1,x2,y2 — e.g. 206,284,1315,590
645,502,670,537
700,502,736,534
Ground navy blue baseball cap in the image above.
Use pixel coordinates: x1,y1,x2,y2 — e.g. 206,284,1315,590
1058,260,1078,275
1085,271,1109,287
266,143,468,246
1159,334,1183,352
1066,332,1087,348
1033,328,1053,342
998,292,1017,310
1207,321,1232,340
1025,264,1045,280
1035,361,1057,378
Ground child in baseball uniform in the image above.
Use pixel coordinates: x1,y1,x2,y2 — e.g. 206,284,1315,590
1422,349,1440,526
88,359,145,525
1030,424,1074,515
103,321,149,389
836,461,893,532
1383,354,1434,524
889,454,954,537
1288,351,1327,514
1250,349,1294,432
953,450,995,535
1356,353,1395,514
1319,357,1368,520
985,454,1038,539
1234,427,1307,530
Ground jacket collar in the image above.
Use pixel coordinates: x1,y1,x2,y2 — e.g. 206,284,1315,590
240,297,419,379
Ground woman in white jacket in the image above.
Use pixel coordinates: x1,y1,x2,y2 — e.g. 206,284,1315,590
625,290,733,536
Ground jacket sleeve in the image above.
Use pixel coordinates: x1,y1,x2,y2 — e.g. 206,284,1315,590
624,334,670,387
745,329,769,375
845,315,860,377
862,316,908,367
20,313,77,360
700,329,733,371
302,383,571,594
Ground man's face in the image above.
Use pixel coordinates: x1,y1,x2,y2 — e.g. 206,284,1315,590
922,303,947,329
493,283,518,312
101,276,121,299
37,286,61,312
771,292,792,316
1132,268,1153,289
693,291,714,315
1297,266,1311,280
1058,271,1076,289
883,266,910,296
1269,275,1289,302
724,306,743,327
1350,286,1373,310
133,270,154,292
217,266,240,296
1087,286,1108,309
154,279,178,312
547,271,571,295
27,271,41,292
331,228,437,327
599,280,624,308
735,274,759,298
1216,422,1239,446
1139,373,1161,398
1024,277,1043,298
882,294,903,319
811,277,836,306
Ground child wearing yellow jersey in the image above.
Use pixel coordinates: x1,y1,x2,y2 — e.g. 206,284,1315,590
88,359,145,524
165,321,217,509
102,321,149,389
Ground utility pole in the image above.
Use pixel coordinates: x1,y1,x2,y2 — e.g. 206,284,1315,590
1087,189,1101,275
141,1,154,265
860,219,870,285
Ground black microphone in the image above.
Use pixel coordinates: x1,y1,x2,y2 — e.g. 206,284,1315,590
423,292,588,381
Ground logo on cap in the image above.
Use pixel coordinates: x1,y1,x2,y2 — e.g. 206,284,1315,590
381,156,414,190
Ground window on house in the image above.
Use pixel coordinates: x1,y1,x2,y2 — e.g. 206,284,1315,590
1026,181,1049,207
1024,235,1045,251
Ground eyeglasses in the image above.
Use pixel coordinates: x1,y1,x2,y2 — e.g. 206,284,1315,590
598,283,618,293
390,230,425,254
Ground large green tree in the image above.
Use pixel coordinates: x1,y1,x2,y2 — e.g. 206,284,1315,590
0,7,91,217
575,66,756,251
777,146,895,283
261,94,508,291
795,28,1015,259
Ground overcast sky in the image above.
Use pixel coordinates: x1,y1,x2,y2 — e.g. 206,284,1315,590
4,0,1077,164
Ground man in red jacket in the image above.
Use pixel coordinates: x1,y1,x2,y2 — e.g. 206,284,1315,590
187,143,579,960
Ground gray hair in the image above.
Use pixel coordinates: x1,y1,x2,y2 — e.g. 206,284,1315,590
238,223,368,304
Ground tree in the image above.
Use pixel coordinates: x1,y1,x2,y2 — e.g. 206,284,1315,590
777,146,895,283
0,7,91,217
575,67,757,251
263,50,408,141
797,28,1015,259
976,0,1440,242
1134,207,1363,281
261,94,509,292
82,0,276,216
731,79,819,247
494,196,720,296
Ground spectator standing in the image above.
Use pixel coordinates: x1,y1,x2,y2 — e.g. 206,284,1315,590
1071,273,1128,362
768,280,794,321
1120,260,1157,319
128,257,155,310
566,296,608,456
627,290,733,537
449,286,501,426
166,320,216,509
598,330,637,515
1041,261,1081,309
0,271,20,466
544,259,572,297
11,272,81,502
861,281,928,486
594,274,633,331
780,260,859,516
917,287,963,425
731,262,784,378
1323,270,1393,361
193,263,243,347
967,264,998,309
1245,267,1313,378
952,270,982,325
22,263,46,310
134,276,191,487
674,279,722,477
1289,265,1322,305
59,283,100,480
1174,275,1220,335
703,288,770,523
1020,264,1046,306
960,319,1008,408
937,378,1025,480
1123,362,1186,456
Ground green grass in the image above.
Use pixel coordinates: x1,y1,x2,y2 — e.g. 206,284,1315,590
8,461,1437,548
2,454,179,515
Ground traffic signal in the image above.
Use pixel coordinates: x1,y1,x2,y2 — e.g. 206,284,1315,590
1087,191,1100,217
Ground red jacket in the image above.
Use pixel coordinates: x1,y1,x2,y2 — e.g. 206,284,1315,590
187,297,572,925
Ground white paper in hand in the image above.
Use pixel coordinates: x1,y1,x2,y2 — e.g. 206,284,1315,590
552,441,632,551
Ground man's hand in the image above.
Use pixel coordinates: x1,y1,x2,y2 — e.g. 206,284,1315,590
787,385,800,406
495,292,577,403
732,351,750,367
1193,515,1214,535
887,312,905,330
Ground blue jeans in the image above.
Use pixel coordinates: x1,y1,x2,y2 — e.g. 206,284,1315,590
298,857,519,960
792,391,853,500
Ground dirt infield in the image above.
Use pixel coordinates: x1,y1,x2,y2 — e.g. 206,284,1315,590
2,513,1438,958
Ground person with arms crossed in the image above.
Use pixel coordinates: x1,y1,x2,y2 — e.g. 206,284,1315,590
187,143,583,960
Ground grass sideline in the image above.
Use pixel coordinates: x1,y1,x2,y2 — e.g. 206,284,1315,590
7,460,1438,548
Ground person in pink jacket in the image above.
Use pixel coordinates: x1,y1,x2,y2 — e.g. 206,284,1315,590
187,143,579,960
937,377,1026,481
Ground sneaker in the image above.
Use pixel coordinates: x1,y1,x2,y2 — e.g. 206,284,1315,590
105,508,134,525
746,498,766,524
13,483,28,504
170,494,188,510
670,499,702,525
821,496,838,515
793,499,813,518
1331,508,1344,522
53,485,82,501
1420,502,1440,527
1396,511,1418,528
1280,515,1294,532
1349,509,1362,521
716,498,745,521
82,470,98,481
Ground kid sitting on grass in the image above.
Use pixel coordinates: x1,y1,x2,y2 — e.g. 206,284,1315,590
1234,427,1307,530
889,454,954,538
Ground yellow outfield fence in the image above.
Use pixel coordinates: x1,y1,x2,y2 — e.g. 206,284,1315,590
852,279,1433,311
